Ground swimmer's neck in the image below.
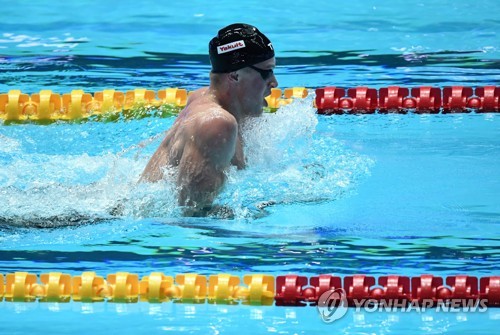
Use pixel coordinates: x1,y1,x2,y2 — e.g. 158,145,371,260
208,85,246,123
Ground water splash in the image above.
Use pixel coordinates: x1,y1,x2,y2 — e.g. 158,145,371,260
0,143,183,226
217,94,374,218
0,97,374,225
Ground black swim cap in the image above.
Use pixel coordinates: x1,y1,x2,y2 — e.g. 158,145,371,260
209,23,275,73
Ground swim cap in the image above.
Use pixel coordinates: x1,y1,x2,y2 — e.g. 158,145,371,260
209,23,275,73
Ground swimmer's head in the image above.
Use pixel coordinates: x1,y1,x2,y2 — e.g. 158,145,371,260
209,23,275,73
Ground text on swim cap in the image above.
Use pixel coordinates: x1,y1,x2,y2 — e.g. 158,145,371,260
217,40,246,54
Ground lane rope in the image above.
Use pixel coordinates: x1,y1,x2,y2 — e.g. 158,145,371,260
0,86,498,122
0,272,498,306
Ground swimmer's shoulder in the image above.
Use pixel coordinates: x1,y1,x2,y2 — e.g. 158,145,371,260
180,87,237,137
187,94,236,127
184,104,237,161
194,106,237,139
186,87,210,106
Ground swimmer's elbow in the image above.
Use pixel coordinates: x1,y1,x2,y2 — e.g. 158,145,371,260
138,170,157,183
139,157,165,183
178,166,225,209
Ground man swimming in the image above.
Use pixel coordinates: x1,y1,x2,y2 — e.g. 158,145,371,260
140,23,278,215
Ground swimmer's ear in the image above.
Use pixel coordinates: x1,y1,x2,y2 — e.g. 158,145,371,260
228,71,239,82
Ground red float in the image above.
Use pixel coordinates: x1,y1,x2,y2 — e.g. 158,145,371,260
446,275,479,302
442,86,474,113
347,87,378,114
480,276,500,307
307,274,342,305
275,275,308,306
315,87,346,114
344,275,376,306
475,86,500,112
410,87,442,113
378,86,410,113
377,275,411,304
411,274,444,305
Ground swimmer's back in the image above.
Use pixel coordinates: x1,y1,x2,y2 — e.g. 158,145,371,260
140,87,238,183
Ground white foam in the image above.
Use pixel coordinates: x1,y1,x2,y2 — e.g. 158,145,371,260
0,97,374,224
218,95,374,217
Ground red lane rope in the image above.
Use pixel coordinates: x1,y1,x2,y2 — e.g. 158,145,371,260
315,85,499,114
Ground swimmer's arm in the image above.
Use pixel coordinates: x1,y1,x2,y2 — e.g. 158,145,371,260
177,115,238,211
139,146,167,182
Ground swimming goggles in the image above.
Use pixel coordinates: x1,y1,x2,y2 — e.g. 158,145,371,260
248,65,274,80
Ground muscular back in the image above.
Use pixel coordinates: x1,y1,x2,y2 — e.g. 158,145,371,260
140,87,244,209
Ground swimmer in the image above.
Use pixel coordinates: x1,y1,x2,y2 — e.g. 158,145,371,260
140,23,278,216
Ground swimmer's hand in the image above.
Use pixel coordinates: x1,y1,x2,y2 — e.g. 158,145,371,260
109,202,125,216
256,200,277,209
182,205,234,219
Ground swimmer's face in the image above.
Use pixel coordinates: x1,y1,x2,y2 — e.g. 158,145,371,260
239,57,278,117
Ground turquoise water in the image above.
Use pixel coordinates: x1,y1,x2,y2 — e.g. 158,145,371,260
1,0,499,334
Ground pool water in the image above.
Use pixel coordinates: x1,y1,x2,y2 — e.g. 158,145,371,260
0,0,499,334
